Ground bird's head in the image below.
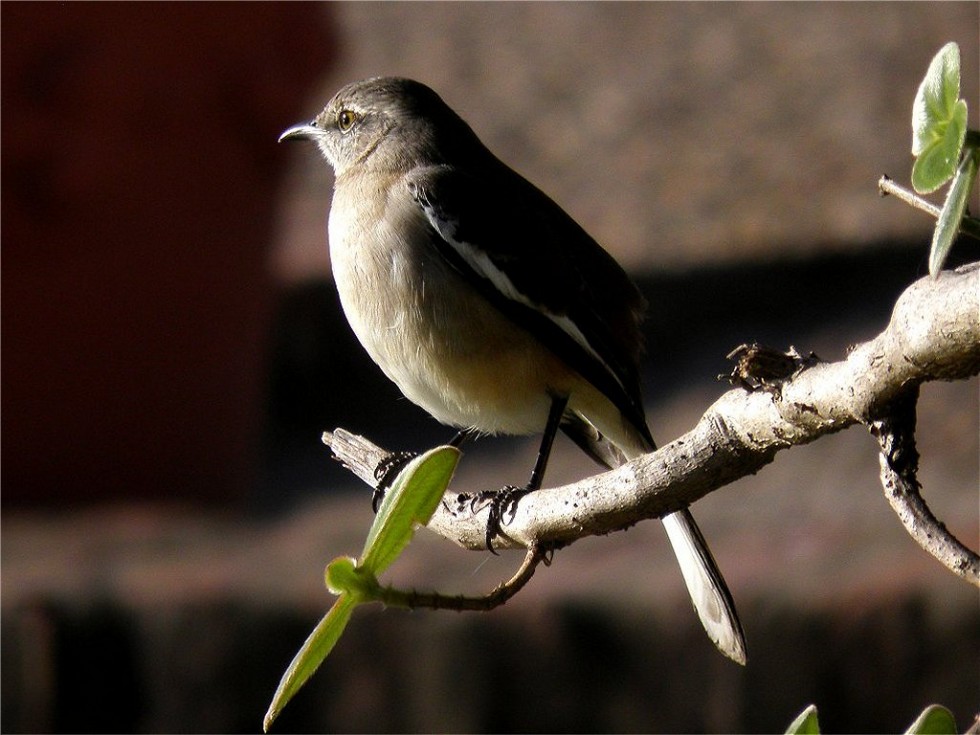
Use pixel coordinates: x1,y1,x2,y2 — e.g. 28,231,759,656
279,77,481,177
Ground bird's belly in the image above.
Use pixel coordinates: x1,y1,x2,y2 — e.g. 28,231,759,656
386,341,558,435
331,233,568,435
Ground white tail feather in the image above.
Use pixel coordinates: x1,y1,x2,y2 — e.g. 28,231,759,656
662,508,746,664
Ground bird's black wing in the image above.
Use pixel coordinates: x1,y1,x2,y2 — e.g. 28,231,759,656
407,163,653,447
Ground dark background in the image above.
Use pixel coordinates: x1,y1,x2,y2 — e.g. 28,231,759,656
3,3,978,732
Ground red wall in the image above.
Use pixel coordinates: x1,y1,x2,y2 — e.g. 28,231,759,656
2,4,334,506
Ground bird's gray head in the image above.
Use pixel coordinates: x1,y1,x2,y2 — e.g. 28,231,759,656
279,77,481,177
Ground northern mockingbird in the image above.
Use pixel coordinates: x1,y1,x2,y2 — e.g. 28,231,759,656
280,77,745,664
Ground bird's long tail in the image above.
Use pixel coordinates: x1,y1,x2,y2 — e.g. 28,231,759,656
661,507,746,664
562,415,746,664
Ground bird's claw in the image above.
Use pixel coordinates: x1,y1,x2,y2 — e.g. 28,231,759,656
371,450,419,512
469,484,532,553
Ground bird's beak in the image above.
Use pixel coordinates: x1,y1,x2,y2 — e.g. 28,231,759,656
278,122,320,143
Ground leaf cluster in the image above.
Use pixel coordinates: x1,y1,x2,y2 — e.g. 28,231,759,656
262,446,460,731
909,42,979,276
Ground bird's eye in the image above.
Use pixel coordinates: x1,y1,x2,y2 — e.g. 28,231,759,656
337,110,357,132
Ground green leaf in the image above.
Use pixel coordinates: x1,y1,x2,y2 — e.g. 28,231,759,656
929,146,980,277
911,42,967,193
263,594,357,732
912,42,962,155
912,100,968,194
359,445,459,576
785,704,821,735
263,446,459,732
904,704,957,734
325,555,379,599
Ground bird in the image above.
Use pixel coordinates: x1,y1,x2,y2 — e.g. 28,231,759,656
279,76,745,664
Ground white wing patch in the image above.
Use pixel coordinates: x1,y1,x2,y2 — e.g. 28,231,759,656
418,200,626,394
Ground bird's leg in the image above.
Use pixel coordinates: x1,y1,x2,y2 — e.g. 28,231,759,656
372,428,476,511
449,427,476,447
479,393,568,550
527,395,567,491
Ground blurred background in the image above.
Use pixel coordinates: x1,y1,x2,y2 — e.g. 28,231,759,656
2,3,978,732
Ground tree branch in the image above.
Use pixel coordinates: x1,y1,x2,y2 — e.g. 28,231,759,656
324,264,979,583
870,386,980,583
378,545,548,611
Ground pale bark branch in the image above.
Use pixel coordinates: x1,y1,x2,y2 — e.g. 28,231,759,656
324,263,980,585
870,386,980,583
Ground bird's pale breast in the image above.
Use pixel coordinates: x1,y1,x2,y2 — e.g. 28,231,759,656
328,177,570,434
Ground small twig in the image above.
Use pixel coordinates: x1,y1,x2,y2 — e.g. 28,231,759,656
378,544,548,611
878,175,980,241
878,175,942,217
869,387,980,586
